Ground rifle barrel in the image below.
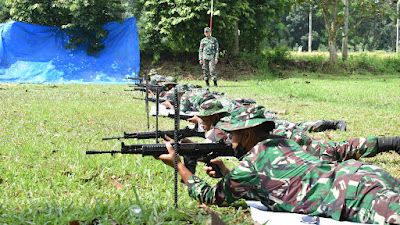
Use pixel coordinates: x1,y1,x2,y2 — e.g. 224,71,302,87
86,150,121,154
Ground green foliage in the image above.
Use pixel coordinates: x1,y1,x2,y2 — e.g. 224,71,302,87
134,0,292,58
1,0,125,55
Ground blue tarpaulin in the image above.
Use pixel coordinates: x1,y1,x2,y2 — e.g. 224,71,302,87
0,17,140,84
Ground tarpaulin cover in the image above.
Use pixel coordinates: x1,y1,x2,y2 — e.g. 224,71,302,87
0,17,140,84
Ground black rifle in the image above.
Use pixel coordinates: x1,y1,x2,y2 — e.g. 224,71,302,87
86,141,243,178
234,98,257,105
102,126,205,140
131,96,166,103
211,90,225,96
165,113,195,120
127,76,150,83
133,86,168,93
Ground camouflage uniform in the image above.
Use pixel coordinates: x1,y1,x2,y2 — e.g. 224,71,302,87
215,97,243,114
180,89,215,112
187,106,400,224
150,74,166,85
200,102,379,163
199,28,219,81
273,119,341,133
273,125,380,163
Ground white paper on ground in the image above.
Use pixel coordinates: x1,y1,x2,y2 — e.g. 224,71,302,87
246,201,364,225
150,105,199,117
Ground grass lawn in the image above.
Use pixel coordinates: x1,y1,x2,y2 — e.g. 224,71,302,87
1,71,400,224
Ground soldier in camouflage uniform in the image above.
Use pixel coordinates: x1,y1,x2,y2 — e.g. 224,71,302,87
156,105,400,224
179,89,216,112
161,87,216,112
148,76,177,101
147,68,166,85
199,27,219,87
197,99,400,167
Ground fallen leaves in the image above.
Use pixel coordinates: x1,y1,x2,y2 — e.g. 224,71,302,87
111,180,123,188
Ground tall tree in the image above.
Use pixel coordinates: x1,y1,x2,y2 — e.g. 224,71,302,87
342,0,349,61
312,0,391,66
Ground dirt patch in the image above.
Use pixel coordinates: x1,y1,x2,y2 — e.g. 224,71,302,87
139,52,257,81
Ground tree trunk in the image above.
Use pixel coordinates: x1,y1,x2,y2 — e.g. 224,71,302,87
308,4,312,53
233,19,239,57
328,32,338,66
342,0,349,61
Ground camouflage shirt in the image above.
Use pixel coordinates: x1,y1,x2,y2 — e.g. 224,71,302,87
180,89,215,112
150,75,166,85
199,36,219,61
187,135,400,224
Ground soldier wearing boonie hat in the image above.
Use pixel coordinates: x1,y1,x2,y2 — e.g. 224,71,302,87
148,68,158,76
185,106,400,224
198,98,228,118
161,76,177,90
219,105,275,132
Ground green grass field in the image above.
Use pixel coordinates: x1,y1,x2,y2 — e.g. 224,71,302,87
1,71,400,224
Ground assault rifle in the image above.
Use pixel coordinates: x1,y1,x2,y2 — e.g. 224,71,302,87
102,125,205,140
86,141,243,178
132,96,166,103
133,86,169,93
210,90,225,96
234,98,257,105
127,76,150,83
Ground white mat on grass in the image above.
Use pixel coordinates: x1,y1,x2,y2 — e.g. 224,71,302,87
150,104,199,118
247,201,363,225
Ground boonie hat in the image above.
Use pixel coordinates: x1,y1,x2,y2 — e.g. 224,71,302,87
162,76,177,85
204,27,211,32
148,68,158,76
175,83,189,92
198,99,228,117
220,105,273,131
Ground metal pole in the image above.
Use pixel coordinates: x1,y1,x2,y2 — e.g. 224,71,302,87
397,1,399,53
308,4,312,53
210,0,213,32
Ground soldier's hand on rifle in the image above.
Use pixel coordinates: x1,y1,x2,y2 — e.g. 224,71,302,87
180,138,193,143
202,159,230,178
148,90,155,97
155,142,193,184
162,100,173,109
199,60,204,65
215,58,218,64
154,142,180,168
163,135,175,143
187,116,201,124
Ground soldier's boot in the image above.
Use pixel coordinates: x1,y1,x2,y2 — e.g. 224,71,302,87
323,120,347,131
213,80,218,87
377,136,400,154
205,79,210,87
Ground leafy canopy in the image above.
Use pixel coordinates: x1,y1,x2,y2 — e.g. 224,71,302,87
1,0,126,55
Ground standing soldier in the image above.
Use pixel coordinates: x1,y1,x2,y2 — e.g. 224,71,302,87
199,27,219,87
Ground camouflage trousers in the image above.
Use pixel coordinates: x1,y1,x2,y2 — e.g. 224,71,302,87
273,121,379,162
274,119,326,133
328,163,400,224
202,59,217,81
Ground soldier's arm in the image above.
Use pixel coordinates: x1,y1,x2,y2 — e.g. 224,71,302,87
199,39,204,61
215,38,219,59
187,157,257,205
